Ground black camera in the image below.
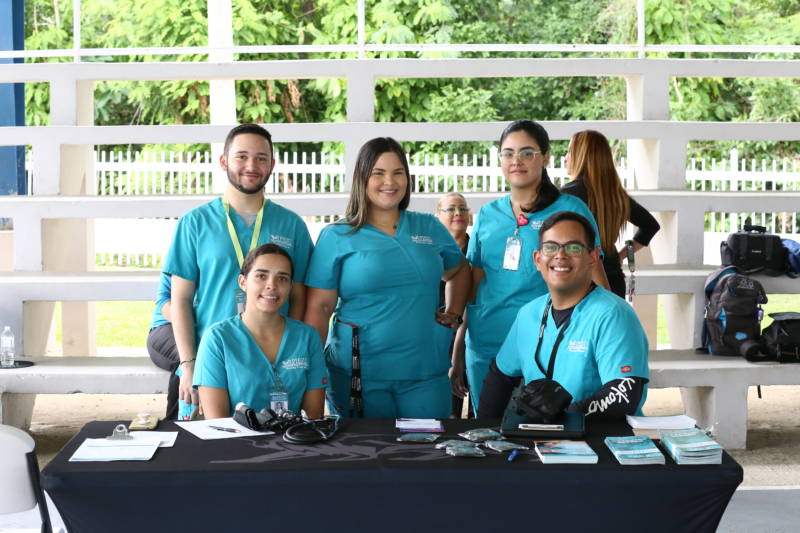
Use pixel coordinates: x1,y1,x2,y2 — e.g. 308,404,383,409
233,402,303,432
512,378,573,424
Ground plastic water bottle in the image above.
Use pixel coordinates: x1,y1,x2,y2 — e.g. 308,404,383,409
1,326,14,368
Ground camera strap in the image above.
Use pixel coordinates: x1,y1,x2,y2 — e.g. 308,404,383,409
336,319,364,418
533,300,571,380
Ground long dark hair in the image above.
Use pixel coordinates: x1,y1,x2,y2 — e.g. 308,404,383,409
342,137,412,231
499,120,559,213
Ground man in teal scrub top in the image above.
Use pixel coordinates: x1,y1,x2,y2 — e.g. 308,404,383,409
164,124,314,414
478,211,649,420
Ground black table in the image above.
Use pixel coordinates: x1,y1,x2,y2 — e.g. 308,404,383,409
41,419,742,533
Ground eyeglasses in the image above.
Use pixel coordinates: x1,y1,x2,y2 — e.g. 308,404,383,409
439,206,470,214
498,149,542,162
540,241,590,256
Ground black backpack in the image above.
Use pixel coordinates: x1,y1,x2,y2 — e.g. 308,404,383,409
720,224,786,276
701,267,767,358
761,312,800,363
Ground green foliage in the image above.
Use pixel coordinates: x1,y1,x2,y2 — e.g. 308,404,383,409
21,0,800,161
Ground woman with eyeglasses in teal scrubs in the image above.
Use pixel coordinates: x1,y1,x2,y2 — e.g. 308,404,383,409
451,120,608,413
304,137,471,419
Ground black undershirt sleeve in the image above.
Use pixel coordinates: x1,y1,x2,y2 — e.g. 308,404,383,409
476,359,522,419
569,376,647,420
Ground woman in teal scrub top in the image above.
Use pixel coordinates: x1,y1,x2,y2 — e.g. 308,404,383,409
195,244,326,419
304,137,470,419
453,120,608,412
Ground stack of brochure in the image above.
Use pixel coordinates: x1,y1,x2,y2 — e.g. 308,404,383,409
658,428,723,465
534,440,598,464
604,435,665,465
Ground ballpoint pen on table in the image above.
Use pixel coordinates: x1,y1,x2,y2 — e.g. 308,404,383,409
209,425,241,433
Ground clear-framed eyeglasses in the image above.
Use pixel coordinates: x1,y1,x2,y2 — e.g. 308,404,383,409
498,149,542,162
439,206,470,214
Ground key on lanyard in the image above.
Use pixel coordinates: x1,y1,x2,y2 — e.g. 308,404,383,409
625,240,636,303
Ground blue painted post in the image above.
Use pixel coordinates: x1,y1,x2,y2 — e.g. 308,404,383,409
0,0,26,206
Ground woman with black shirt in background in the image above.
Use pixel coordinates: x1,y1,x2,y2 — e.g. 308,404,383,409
562,130,661,298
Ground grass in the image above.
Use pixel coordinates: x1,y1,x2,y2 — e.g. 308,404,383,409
656,293,798,347
50,291,796,349
54,301,154,348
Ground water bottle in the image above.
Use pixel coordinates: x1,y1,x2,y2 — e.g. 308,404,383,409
1,326,15,368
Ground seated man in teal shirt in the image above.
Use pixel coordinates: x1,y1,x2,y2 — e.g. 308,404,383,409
478,211,649,420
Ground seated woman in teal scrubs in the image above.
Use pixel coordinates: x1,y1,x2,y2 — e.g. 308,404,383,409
452,119,609,413
195,244,326,419
304,137,470,419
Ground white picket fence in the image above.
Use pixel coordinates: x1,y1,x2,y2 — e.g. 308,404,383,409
25,148,800,267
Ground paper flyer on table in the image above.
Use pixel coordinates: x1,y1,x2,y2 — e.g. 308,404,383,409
69,440,159,462
626,414,696,429
175,417,275,440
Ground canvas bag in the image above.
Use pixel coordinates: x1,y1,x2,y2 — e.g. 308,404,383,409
761,312,800,363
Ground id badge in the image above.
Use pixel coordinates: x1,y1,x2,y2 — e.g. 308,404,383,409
235,288,246,314
270,391,289,414
503,236,521,271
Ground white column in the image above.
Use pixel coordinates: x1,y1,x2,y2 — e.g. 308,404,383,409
208,0,236,194
344,70,375,189
28,78,96,357
625,68,695,349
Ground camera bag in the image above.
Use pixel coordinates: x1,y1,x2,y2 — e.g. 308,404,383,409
720,224,786,276
761,312,800,363
701,266,767,358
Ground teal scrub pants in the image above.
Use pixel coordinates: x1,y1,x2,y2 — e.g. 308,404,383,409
465,346,493,415
326,367,450,419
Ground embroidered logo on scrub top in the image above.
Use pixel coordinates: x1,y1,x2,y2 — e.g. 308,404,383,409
530,220,543,230
281,357,309,370
620,365,632,373
567,340,588,353
271,235,294,249
411,235,433,245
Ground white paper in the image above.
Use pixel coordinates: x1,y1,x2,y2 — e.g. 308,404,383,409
125,431,179,447
69,439,159,462
626,414,696,429
395,418,443,430
175,417,275,440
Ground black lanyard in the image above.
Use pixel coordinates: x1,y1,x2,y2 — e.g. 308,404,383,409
336,319,364,418
533,300,572,379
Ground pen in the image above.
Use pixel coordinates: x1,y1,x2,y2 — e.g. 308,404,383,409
508,450,520,462
209,425,241,433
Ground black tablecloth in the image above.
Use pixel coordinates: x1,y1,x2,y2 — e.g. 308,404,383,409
41,418,742,533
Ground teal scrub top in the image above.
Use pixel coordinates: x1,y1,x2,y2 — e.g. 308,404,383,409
150,272,171,329
496,286,649,412
193,316,327,414
305,210,463,381
163,198,313,344
466,194,601,358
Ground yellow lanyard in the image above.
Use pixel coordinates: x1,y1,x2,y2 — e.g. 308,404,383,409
222,198,265,268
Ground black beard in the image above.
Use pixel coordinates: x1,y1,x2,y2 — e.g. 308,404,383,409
228,169,270,195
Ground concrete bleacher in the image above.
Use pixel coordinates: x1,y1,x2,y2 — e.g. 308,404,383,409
0,357,168,429
2,57,800,450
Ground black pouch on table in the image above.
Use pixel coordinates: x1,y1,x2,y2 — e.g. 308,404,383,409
761,312,800,363
720,224,786,276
